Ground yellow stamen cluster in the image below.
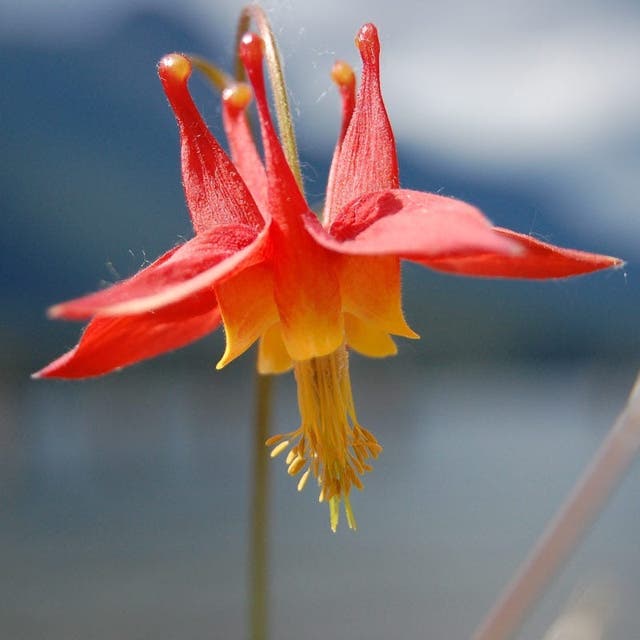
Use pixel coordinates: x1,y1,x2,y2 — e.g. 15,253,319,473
266,345,381,531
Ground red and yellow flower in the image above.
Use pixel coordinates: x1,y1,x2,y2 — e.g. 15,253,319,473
35,24,622,530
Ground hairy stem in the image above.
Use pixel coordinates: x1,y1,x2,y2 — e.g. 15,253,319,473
249,374,273,640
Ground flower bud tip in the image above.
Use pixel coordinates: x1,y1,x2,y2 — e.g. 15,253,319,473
355,23,380,61
158,53,191,83
239,32,265,71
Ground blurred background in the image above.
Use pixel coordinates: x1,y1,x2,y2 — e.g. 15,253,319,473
1,0,639,638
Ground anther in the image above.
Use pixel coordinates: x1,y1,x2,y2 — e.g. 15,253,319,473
265,434,285,447
270,440,290,458
297,468,311,492
287,456,306,476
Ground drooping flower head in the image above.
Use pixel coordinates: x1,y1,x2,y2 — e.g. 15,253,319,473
35,20,622,531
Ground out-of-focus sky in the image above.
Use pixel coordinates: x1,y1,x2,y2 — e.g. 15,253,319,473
4,0,639,247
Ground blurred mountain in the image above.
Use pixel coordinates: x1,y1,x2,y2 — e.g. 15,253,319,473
1,10,635,372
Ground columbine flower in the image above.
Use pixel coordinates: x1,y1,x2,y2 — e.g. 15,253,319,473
35,24,622,531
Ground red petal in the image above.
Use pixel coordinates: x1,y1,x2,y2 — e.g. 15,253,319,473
312,189,518,258
221,83,269,217
240,34,344,360
49,223,267,319
324,24,399,226
239,33,312,232
420,227,624,278
324,60,356,225
33,307,221,379
158,54,263,234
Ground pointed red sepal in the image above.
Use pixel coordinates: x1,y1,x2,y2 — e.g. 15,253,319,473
331,61,356,148
420,227,624,278
310,189,518,258
324,23,399,226
48,223,266,319
158,54,263,234
221,83,269,217
33,307,221,379
238,33,311,229
324,60,356,224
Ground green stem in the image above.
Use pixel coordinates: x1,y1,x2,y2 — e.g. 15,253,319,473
249,373,273,640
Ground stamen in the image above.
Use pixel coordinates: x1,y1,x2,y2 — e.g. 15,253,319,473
265,434,285,447
268,345,381,531
287,456,306,476
329,496,340,533
344,495,357,530
269,439,290,458
297,468,311,492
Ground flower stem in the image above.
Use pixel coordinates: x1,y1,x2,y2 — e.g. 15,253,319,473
249,373,273,640
472,371,640,640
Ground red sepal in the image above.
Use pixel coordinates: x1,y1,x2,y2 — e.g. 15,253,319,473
33,307,221,379
312,189,518,258
158,54,264,233
421,227,624,278
221,84,269,217
49,223,265,319
324,24,398,225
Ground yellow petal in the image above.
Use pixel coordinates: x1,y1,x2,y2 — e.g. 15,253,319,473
339,255,419,339
273,237,344,361
215,263,278,369
344,313,398,357
257,323,293,374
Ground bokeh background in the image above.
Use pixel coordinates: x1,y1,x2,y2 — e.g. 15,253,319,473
2,0,639,638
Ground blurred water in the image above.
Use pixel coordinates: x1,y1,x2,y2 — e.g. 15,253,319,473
1,359,639,639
